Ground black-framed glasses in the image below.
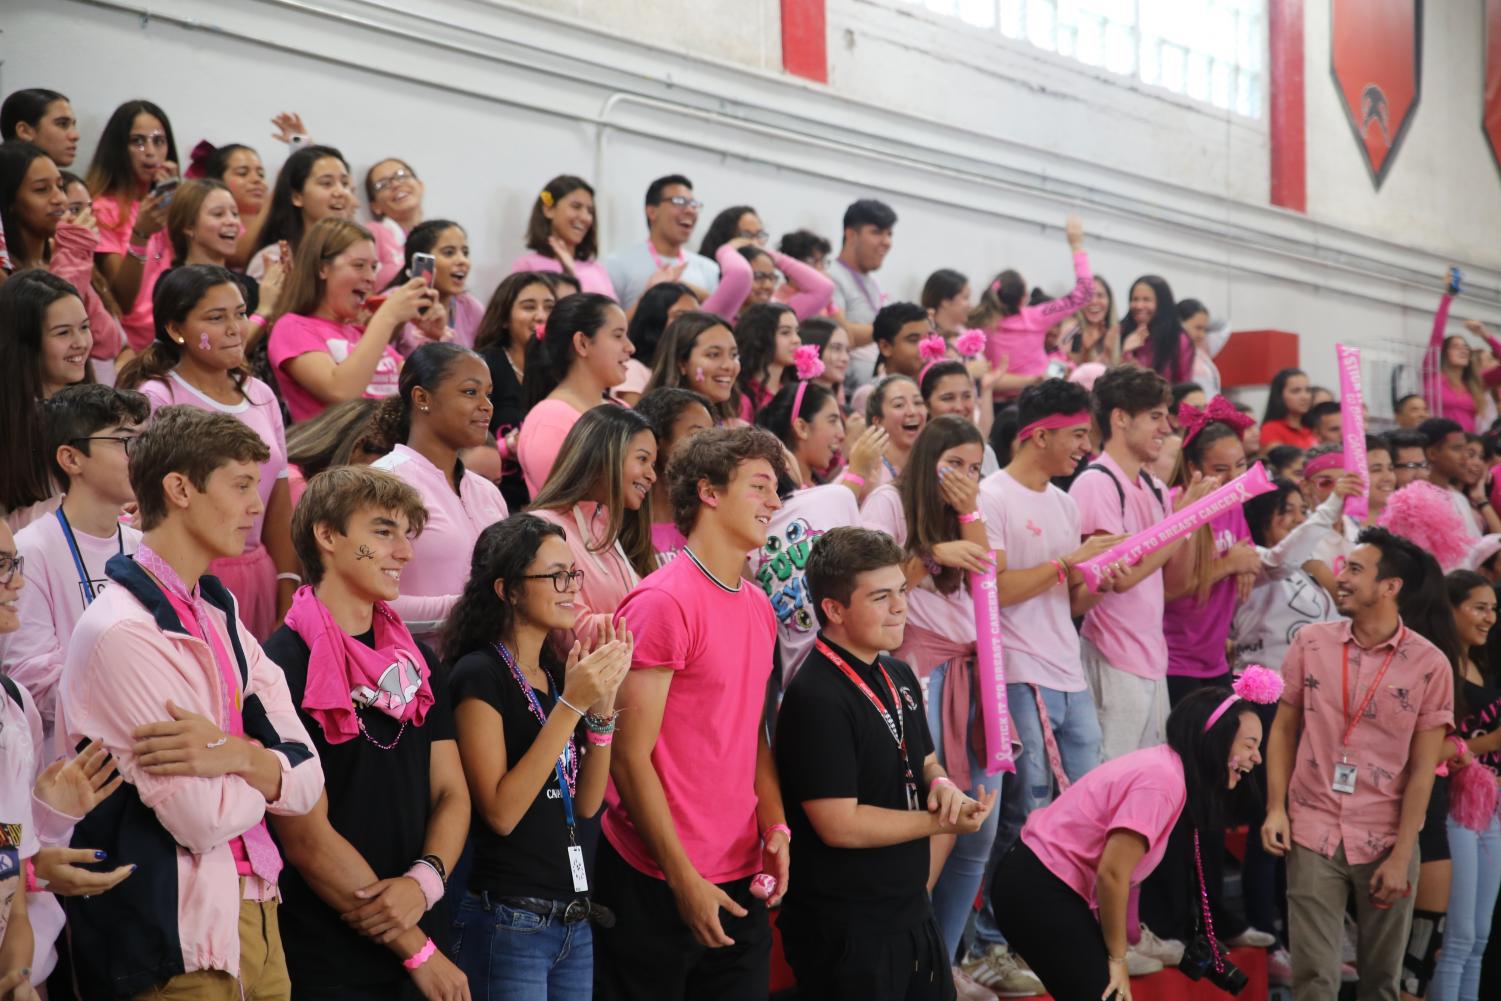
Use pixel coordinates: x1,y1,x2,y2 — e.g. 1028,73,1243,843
524,569,584,593
72,435,140,455
0,554,24,586
1393,461,1429,471
371,168,415,194
660,195,703,210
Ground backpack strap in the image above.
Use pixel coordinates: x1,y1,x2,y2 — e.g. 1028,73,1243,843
1081,462,1165,517
0,672,22,710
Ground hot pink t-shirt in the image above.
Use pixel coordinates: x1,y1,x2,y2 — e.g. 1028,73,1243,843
510,253,618,301
372,444,509,639
516,398,585,496
1163,504,1249,679
139,373,288,550
91,194,172,353
980,470,1086,691
1021,744,1185,909
860,485,976,677
606,551,776,883
1069,452,1170,679
267,313,402,423
985,251,1093,378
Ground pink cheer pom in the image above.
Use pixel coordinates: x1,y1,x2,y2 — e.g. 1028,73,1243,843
918,334,948,364
1449,758,1500,832
793,344,824,381
1377,479,1471,572
955,328,987,358
749,873,777,900
1233,664,1283,705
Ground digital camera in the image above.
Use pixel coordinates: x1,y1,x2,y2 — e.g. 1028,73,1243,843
1178,935,1248,995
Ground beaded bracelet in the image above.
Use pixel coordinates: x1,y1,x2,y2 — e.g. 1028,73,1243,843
583,711,617,734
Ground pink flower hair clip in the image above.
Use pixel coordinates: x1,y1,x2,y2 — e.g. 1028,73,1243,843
955,328,986,359
918,334,948,364
793,344,824,381
1204,665,1283,731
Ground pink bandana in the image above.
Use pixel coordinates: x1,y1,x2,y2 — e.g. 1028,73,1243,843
1015,411,1090,442
285,585,433,745
1301,451,1345,477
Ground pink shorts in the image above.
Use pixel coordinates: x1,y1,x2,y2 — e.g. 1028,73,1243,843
210,543,278,641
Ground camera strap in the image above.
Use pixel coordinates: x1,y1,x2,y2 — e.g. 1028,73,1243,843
1190,829,1227,974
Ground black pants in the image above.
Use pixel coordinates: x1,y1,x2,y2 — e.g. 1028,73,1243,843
592,837,771,1001
992,842,1110,1001
780,906,955,1001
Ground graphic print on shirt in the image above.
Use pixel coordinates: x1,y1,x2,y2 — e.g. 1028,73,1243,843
77,576,111,606
754,516,824,634
355,651,423,712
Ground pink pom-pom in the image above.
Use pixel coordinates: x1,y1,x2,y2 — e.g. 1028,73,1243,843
1233,664,1283,705
918,334,948,363
955,328,987,358
1377,480,1471,572
793,344,824,381
749,873,777,900
1449,758,1500,832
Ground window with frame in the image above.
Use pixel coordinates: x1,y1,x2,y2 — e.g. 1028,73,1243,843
896,0,1266,118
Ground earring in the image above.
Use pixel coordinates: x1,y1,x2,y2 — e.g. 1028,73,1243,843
198,332,212,351
173,337,185,345
420,405,430,413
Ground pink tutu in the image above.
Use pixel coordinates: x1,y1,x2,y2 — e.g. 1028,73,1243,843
210,543,279,641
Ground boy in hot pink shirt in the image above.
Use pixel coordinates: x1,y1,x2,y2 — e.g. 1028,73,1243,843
56,407,323,1001
1263,528,1453,1000
598,426,791,1001
1,386,148,746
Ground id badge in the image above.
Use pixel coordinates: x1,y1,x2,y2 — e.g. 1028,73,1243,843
906,781,920,811
1332,761,1358,795
567,845,589,893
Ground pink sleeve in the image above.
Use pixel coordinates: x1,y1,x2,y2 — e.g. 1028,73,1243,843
580,260,618,301
6,542,65,732
859,486,906,543
615,587,690,671
1107,786,1179,851
90,197,130,256
1017,251,1093,328
1069,471,1123,537
53,222,126,359
979,483,1009,552
1425,292,1455,409
1279,630,1308,707
138,379,174,411
19,685,79,848
700,243,753,320
66,627,275,854
243,637,324,817
770,250,834,320
1416,647,1456,733
518,409,577,495
267,314,328,373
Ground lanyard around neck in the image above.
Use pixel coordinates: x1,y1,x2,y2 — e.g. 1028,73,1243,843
55,507,123,607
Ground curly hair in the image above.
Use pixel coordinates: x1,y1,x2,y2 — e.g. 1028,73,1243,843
666,425,787,536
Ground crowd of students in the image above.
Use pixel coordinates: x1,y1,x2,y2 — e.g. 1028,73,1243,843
3,85,1501,1001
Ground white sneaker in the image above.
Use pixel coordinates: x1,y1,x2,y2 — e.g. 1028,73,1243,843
1224,927,1277,949
1134,924,1185,967
952,965,998,1001
961,944,1046,997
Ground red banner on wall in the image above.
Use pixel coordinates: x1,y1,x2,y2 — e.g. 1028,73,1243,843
1486,1,1501,174
1330,0,1422,187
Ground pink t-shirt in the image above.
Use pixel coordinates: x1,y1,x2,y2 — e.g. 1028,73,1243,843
750,484,862,686
1440,381,1479,433
372,444,509,639
532,504,641,648
980,470,1086,691
139,373,288,550
1021,743,1186,909
1070,452,1170,679
510,253,618,301
91,194,172,353
1163,505,1249,679
267,313,402,424
516,398,585,496
606,551,776,883
860,485,976,676
2,512,141,739
985,251,1093,378
652,522,686,564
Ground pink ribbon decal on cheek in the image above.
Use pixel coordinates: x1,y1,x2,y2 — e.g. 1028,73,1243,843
1337,343,1369,521
1075,462,1277,592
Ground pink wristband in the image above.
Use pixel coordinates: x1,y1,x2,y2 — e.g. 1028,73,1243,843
405,862,444,911
957,510,983,524
931,776,955,790
586,730,614,747
402,937,437,971
763,823,791,844
842,471,866,488
24,858,42,894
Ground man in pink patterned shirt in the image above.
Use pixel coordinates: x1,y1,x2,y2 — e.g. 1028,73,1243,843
1262,527,1453,1001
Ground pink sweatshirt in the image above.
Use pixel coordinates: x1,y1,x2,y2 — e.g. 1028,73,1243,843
50,221,125,361
762,249,835,320
700,243,755,321
57,564,324,980
985,250,1093,377
510,253,618,300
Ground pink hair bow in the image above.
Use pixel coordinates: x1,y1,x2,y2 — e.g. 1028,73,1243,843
954,328,986,358
1179,395,1254,447
793,344,824,381
918,334,948,364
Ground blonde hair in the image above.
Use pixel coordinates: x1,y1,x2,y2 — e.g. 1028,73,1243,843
166,179,232,266
292,465,428,585
268,217,374,327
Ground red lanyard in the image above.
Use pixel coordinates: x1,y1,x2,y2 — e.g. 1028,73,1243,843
816,639,909,764
1340,628,1402,747
646,239,685,271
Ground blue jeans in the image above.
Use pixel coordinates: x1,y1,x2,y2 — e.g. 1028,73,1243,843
1431,815,1501,1001
925,661,1006,962
973,683,1102,951
453,893,593,1001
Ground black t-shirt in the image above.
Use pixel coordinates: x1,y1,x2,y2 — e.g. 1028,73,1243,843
1462,676,1501,767
449,646,585,902
263,625,455,990
479,344,529,511
774,636,935,930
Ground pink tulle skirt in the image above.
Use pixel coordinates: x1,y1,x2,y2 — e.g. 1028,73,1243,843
210,544,278,641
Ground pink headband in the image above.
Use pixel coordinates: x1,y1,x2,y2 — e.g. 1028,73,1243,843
1204,665,1284,731
1302,451,1345,477
1015,411,1090,442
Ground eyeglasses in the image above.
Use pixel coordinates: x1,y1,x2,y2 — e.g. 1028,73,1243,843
751,271,779,283
72,435,140,455
1393,461,1430,471
739,229,770,244
371,169,415,194
524,569,585,593
660,195,703,210
0,554,24,586
127,132,168,151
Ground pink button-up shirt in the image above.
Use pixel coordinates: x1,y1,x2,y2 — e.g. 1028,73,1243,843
1281,619,1453,863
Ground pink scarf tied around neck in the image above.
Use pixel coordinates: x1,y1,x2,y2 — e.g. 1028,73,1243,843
285,586,433,744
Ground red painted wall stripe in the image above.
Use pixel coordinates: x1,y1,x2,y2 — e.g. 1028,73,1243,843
781,0,828,83
1268,0,1307,212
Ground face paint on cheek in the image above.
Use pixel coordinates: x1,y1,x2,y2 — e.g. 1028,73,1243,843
199,332,212,351
355,545,375,560
694,367,704,384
